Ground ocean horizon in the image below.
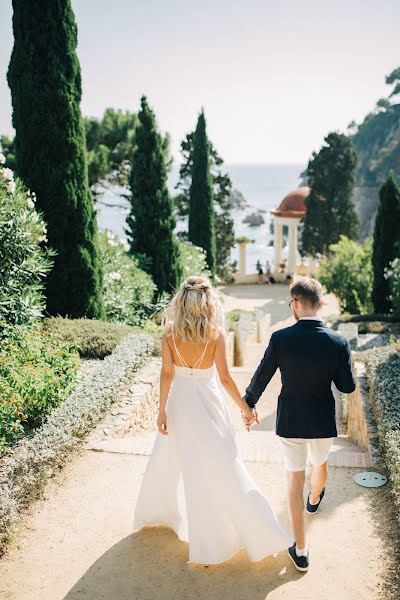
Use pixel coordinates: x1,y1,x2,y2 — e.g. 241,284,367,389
96,162,306,273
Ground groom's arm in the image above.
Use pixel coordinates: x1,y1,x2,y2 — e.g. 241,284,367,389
332,338,356,394
244,333,278,408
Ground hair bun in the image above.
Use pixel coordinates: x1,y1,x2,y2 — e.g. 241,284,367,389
182,277,211,291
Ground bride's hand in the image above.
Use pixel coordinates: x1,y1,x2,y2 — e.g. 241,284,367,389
241,407,259,431
157,412,168,435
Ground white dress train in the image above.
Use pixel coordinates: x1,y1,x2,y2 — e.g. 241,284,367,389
133,334,293,564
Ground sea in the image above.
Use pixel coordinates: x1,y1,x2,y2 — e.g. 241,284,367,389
96,163,305,274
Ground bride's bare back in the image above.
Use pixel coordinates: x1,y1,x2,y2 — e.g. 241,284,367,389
167,332,216,369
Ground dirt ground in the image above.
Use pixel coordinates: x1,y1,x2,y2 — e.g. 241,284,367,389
0,449,391,600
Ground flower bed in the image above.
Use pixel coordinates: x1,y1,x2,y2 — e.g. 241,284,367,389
0,324,79,454
363,344,400,520
0,331,158,555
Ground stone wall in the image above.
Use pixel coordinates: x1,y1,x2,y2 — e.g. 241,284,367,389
225,331,234,367
255,309,271,345
232,312,257,366
346,361,380,466
86,357,161,448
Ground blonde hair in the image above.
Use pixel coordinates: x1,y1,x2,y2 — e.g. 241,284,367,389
161,275,224,343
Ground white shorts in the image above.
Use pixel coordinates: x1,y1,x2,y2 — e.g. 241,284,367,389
278,436,334,471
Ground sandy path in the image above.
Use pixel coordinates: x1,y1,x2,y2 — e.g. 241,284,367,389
0,285,392,600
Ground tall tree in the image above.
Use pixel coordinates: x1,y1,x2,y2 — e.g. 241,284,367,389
175,131,235,282
301,132,358,257
84,107,172,197
188,111,216,277
371,172,400,313
126,96,181,297
7,0,104,319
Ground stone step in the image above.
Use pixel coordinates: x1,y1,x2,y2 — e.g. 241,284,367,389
85,430,372,468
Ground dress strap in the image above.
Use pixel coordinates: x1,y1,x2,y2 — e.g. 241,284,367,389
171,330,190,368
192,340,209,369
171,325,209,369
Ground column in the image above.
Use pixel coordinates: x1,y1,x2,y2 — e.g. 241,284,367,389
288,221,297,275
273,220,283,272
238,242,246,275
309,256,317,277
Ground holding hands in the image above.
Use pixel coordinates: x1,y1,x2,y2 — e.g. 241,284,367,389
241,404,260,431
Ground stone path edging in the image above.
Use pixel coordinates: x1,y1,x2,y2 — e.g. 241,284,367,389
84,357,161,450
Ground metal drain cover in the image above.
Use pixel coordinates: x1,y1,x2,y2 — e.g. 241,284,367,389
353,471,387,488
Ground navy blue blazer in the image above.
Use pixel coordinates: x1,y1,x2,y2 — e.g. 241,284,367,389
244,318,356,438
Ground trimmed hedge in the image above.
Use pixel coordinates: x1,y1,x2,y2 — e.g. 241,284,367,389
363,344,400,521
0,332,158,555
41,317,137,359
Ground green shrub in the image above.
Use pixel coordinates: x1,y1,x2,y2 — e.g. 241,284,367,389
364,345,400,521
0,331,157,554
177,238,211,280
41,316,140,359
0,158,55,329
319,235,373,314
0,323,79,453
99,229,157,326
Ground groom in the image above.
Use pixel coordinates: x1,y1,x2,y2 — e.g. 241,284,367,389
242,276,356,572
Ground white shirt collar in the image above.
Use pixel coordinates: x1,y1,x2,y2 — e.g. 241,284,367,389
298,316,324,321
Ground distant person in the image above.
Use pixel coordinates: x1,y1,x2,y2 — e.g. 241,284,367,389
256,260,264,284
265,260,272,284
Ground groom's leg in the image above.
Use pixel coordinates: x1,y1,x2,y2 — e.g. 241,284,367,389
287,469,306,549
279,437,308,549
309,437,334,503
309,461,328,504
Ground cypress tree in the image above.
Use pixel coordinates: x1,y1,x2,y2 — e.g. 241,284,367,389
371,172,400,313
302,132,358,257
188,111,216,277
126,96,181,297
7,0,104,319
176,131,235,282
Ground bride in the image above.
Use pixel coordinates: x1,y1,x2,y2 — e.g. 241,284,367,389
133,275,293,564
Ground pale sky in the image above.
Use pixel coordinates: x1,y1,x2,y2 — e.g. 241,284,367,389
0,0,399,165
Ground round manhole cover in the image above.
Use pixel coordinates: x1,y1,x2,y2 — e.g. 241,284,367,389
353,471,387,488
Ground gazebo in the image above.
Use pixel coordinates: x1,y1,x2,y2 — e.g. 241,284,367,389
271,187,310,278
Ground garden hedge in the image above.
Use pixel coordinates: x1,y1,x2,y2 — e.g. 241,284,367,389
363,344,400,521
0,331,158,555
41,317,137,359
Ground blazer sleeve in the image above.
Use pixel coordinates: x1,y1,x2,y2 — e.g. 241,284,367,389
244,333,278,408
332,338,356,393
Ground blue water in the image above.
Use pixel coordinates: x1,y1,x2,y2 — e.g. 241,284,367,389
96,163,305,273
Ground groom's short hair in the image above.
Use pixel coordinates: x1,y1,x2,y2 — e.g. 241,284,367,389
290,276,323,308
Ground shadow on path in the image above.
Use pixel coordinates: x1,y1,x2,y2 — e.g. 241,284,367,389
64,528,303,600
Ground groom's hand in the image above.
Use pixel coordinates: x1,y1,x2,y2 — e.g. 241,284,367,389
241,406,260,430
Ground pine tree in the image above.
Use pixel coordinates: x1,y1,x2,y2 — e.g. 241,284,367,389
371,172,400,313
188,111,216,277
302,132,358,257
7,0,104,319
126,96,181,297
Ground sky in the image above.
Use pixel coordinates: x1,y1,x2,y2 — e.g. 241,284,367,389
0,0,399,165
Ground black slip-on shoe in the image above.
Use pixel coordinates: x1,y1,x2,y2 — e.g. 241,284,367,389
306,487,325,514
288,543,309,572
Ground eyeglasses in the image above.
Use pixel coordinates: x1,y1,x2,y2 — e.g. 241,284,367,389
288,298,298,309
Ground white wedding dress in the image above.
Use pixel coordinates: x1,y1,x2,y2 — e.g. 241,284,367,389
133,332,293,564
